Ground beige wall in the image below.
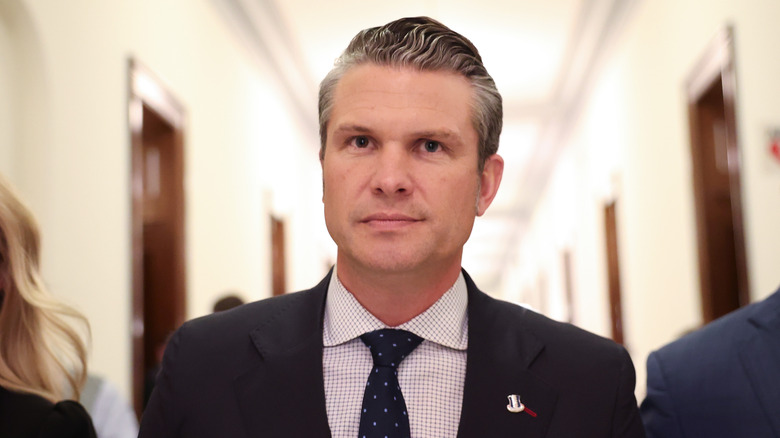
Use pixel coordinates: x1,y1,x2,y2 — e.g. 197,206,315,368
0,9,11,178
502,0,780,397
1,0,331,400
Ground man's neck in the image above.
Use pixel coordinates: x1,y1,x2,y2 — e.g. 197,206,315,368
335,260,462,326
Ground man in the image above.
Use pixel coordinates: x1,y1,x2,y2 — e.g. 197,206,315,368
641,287,780,437
213,294,245,313
139,17,644,437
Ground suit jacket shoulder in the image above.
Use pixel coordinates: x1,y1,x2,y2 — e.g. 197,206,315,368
175,278,328,359
0,387,96,438
139,273,332,438
461,273,644,437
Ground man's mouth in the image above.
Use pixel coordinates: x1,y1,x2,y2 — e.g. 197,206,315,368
360,213,422,229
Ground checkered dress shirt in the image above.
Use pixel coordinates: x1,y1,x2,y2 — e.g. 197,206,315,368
323,272,469,438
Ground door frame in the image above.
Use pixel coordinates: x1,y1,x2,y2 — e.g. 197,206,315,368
604,200,624,345
128,59,187,417
686,26,750,322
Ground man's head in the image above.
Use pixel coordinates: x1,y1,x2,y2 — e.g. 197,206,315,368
319,17,504,288
319,16,502,173
212,294,244,313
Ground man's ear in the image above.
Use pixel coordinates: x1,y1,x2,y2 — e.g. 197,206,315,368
476,154,504,216
320,150,325,203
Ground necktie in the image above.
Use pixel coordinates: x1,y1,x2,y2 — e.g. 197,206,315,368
358,329,423,438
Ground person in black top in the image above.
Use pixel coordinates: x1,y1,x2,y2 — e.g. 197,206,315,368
0,174,96,437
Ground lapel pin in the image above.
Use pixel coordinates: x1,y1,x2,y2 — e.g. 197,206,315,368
506,394,537,417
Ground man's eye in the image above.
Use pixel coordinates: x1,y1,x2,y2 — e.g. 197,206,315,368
423,140,441,152
352,136,369,148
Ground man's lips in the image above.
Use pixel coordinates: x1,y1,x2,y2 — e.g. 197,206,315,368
360,213,422,227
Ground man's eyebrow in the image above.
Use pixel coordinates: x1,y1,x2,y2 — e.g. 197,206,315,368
332,124,372,135
331,125,461,141
411,130,458,139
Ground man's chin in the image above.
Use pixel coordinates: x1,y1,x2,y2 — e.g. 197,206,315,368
361,258,422,275
346,249,427,275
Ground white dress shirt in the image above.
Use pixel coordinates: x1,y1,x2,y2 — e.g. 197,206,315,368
323,272,468,438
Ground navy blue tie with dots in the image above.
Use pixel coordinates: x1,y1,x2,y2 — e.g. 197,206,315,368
358,329,423,438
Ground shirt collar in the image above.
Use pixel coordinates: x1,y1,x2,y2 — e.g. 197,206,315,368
323,269,468,350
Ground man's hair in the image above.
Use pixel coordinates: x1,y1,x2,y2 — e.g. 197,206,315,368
212,294,244,313
318,16,502,172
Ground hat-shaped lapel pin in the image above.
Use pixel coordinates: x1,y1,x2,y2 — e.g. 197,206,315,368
506,394,537,417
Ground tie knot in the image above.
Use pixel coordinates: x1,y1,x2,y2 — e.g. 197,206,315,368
360,329,423,368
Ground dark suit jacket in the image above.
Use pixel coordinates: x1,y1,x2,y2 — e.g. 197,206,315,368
139,270,644,437
640,287,780,438
0,386,97,438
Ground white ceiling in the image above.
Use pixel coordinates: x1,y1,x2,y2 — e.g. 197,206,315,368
214,0,636,291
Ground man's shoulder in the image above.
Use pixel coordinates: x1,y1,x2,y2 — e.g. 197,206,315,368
471,288,627,364
461,268,629,371
174,275,330,352
204,287,323,328
654,288,780,364
524,306,620,351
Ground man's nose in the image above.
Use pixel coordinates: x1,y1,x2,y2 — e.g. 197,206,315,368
371,146,413,196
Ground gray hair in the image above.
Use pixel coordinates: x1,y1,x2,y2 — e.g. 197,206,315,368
318,16,502,172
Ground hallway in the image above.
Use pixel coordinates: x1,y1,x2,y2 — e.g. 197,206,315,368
1,0,779,406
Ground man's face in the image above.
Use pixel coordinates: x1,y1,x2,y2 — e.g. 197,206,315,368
321,63,503,277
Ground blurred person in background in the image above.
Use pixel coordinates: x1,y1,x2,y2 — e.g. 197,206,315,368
641,286,780,437
0,174,97,437
212,293,244,313
80,375,139,438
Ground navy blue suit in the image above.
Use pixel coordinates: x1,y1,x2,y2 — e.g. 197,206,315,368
641,287,780,438
139,270,644,437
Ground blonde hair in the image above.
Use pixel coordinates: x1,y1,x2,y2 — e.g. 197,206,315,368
0,175,89,402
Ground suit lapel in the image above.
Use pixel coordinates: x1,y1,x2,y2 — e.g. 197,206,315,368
739,289,780,435
229,269,563,437
234,273,332,437
457,272,558,438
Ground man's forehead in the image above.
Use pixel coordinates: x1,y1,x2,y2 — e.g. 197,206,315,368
331,64,473,114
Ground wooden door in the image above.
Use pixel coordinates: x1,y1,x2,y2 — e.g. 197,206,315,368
604,201,624,345
129,60,187,418
686,27,749,323
271,215,286,296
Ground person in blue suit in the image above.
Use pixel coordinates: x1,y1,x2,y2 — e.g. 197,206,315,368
641,286,780,437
